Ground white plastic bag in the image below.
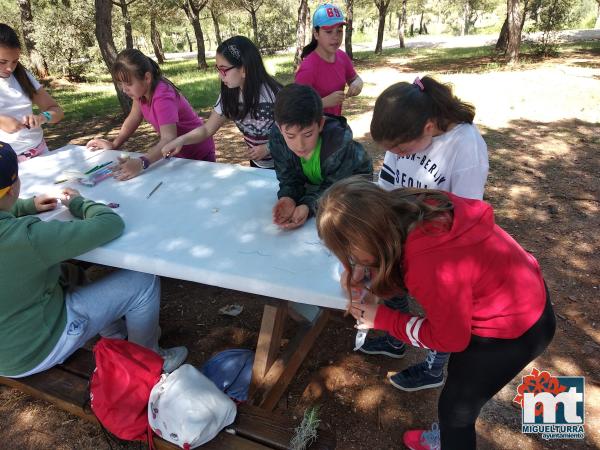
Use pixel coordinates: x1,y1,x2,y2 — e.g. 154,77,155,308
148,364,237,449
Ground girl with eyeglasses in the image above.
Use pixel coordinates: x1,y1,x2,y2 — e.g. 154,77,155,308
161,36,282,169
86,49,215,180
317,176,555,450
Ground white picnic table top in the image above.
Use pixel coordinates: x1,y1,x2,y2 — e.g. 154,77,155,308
19,145,347,310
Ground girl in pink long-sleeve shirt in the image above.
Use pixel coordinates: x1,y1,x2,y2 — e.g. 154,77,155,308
87,49,215,181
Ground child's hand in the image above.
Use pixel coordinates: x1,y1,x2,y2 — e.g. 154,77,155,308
346,78,363,97
248,144,269,161
113,157,143,181
273,197,296,225
279,204,309,230
349,301,378,330
34,194,58,212
323,91,345,107
86,138,114,151
22,114,46,129
61,188,81,207
3,116,26,133
340,268,368,301
161,140,182,158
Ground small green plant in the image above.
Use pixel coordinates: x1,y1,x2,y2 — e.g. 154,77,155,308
290,406,321,450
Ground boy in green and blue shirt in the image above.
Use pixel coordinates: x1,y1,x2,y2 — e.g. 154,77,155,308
269,84,372,230
0,142,186,377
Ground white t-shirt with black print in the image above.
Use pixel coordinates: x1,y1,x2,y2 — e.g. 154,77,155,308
378,123,489,200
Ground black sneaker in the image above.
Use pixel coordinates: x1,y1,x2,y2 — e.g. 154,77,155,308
388,362,445,392
358,335,406,358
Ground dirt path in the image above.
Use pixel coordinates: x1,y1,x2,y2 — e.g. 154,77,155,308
1,46,599,449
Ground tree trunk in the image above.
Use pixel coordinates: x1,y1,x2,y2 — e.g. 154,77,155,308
462,1,470,35
117,0,134,49
150,14,165,64
496,17,509,51
210,8,222,46
17,0,48,78
95,0,132,114
397,0,407,48
250,9,259,47
182,0,208,69
345,0,354,59
185,30,193,52
507,0,523,63
374,0,390,54
419,11,425,34
293,0,309,66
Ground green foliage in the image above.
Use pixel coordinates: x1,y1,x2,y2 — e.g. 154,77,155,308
530,0,581,55
290,406,320,450
257,1,296,53
30,0,100,80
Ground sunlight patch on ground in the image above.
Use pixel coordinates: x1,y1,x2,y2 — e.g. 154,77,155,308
354,385,388,410
359,64,600,130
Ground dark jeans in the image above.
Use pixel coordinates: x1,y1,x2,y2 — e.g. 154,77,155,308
439,286,556,449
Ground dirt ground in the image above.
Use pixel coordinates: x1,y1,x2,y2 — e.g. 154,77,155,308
1,45,599,450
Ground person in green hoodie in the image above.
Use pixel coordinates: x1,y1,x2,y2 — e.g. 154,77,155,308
0,142,187,377
269,83,372,230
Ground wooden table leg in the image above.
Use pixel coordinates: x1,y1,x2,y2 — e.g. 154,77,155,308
251,302,287,386
250,305,329,411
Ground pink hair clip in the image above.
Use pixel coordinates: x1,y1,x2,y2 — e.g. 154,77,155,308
413,77,425,91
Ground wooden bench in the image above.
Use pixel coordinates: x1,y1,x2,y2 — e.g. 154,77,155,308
0,349,335,450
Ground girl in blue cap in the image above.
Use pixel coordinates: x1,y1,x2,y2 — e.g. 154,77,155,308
296,3,362,117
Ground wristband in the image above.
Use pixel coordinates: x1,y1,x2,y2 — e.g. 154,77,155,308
139,156,151,170
41,111,52,123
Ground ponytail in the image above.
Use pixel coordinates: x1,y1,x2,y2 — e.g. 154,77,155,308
0,23,37,99
300,27,320,60
370,76,475,145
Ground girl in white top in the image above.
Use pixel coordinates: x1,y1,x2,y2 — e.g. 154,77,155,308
373,76,488,198
0,24,64,161
353,75,489,393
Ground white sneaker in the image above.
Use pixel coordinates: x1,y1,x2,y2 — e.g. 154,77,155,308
158,346,188,373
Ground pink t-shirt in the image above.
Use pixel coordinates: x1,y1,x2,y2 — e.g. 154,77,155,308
140,80,215,161
295,49,357,116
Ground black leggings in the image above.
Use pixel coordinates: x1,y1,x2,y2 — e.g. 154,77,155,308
439,286,556,449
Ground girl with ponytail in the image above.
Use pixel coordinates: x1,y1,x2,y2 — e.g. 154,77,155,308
87,49,215,180
295,3,362,117
355,76,490,395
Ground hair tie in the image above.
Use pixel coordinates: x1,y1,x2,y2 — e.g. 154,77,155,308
413,77,425,92
227,44,241,61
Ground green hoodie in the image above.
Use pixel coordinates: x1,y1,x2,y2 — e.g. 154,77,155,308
0,196,124,376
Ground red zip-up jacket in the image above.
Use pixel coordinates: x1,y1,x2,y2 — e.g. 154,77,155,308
373,193,546,353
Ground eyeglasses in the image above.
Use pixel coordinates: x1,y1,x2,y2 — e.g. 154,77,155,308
215,65,236,77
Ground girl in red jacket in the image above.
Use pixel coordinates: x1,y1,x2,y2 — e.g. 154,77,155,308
317,177,555,450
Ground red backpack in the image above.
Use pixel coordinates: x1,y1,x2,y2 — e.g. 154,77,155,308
90,338,163,446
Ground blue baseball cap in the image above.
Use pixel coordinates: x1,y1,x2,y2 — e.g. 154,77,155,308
313,3,346,29
0,142,18,199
